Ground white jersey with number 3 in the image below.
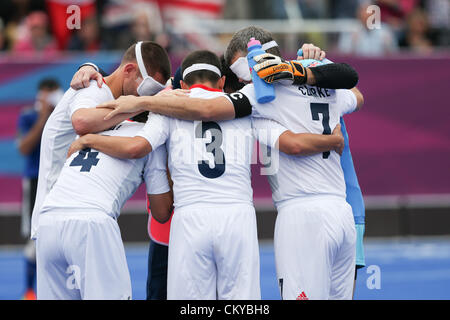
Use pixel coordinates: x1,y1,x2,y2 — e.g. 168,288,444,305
137,86,283,209
241,83,357,206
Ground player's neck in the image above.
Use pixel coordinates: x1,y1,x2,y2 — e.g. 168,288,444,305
104,71,122,99
189,82,222,92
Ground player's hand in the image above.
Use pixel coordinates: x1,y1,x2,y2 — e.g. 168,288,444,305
67,135,89,158
70,66,103,90
97,95,144,120
332,124,344,156
297,43,326,61
155,88,190,98
253,53,307,85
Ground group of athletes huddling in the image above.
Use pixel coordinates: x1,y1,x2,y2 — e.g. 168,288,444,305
31,25,364,300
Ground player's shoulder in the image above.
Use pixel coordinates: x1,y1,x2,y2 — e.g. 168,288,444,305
238,83,255,98
72,80,112,101
147,111,171,123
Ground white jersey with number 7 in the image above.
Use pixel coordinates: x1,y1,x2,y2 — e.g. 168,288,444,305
241,83,358,206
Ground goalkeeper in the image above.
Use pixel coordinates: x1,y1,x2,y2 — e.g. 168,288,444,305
253,49,366,298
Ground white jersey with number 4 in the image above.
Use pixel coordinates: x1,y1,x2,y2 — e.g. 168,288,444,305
241,83,357,206
31,81,114,239
39,120,169,220
137,86,284,209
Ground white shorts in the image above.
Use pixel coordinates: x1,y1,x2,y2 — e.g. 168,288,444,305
167,204,261,300
36,211,132,300
274,196,356,300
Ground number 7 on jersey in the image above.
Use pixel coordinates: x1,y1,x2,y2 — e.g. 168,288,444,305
310,102,331,159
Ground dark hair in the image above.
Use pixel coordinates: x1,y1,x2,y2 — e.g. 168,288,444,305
122,41,171,83
220,55,244,93
224,26,281,67
181,50,222,86
38,78,60,90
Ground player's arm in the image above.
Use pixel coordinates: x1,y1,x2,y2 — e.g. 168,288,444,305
253,117,344,156
278,125,344,156
147,191,173,223
253,53,359,89
351,87,364,110
69,78,142,135
145,146,173,223
68,134,152,159
69,113,168,159
71,107,141,136
98,91,252,122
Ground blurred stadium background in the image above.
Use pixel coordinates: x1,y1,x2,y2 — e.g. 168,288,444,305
0,0,449,300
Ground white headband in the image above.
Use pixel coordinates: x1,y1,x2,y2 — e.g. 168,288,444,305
261,40,278,51
182,63,221,79
135,41,149,78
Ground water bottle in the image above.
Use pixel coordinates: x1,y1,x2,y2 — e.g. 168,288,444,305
247,37,275,104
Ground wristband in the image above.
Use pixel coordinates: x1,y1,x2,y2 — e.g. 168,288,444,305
78,62,99,72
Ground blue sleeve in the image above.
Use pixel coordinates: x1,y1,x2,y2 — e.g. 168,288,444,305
17,111,34,136
340,117,365,225
172,67,182,89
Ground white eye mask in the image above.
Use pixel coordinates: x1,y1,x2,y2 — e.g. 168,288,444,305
135,41,166,96
229,57,251,82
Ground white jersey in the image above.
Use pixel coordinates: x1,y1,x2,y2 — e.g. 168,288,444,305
39,120,169,219
137,86,283,209
241,83,358,206
31,81,114,239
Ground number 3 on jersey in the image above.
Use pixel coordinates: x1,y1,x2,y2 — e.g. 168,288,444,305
195,121,226,179
69,148,100,172
310,102,331,159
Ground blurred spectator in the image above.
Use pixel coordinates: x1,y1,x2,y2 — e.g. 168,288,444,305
115,5,169,51
424,0,450,46
338,2,399,56
67,14,108,52
251,0,287,19
223,0,251,19
298,0,328,19
376,0,412,30
330,0,360,18
17,78,62,300
399,8,433,54
224,0,286,19
155,0,226,52
45,0,97,50
0,18,8,51
0,0,46,49
12,11,58,54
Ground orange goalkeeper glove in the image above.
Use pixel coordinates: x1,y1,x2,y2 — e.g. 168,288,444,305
253,53,308,85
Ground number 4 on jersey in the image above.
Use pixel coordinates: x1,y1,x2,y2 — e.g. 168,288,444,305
69,148,100,172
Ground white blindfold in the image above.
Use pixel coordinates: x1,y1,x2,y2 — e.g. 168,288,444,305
135,41,166,96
